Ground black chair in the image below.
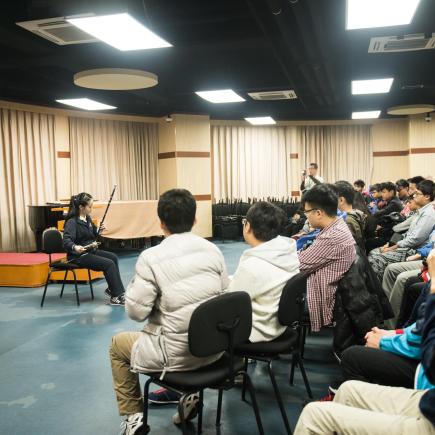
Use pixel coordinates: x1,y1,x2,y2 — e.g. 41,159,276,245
235,273,313,435
142,291,264,434
40,228,94,307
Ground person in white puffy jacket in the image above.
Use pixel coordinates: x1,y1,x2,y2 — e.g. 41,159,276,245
109,189,229,435
228,201,300,342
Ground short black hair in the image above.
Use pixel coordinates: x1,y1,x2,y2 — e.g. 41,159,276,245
246,201,287,242
371,183,380,192
417,180,435,201
334,181,355,205
354,179,365,189
381,182,396,193
408,176,425,185
157,189,196,234
301,184,338,217
396,179,409,189
309,163,318,169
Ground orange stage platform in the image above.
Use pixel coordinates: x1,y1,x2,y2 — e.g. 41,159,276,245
0,253,103,288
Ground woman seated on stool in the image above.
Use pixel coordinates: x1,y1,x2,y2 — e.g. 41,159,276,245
63,192,125,306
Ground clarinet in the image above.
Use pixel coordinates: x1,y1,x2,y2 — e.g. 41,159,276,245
97,184,117,236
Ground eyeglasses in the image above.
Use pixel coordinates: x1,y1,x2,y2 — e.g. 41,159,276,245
413,192,424,197
303,208,318,215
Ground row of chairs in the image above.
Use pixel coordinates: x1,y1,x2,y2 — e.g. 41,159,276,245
142,273,311,435
212,198,301,241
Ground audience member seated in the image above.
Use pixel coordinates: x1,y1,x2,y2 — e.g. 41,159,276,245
333,181,367,250
109,189,229,435
293,251,435,435
396,178,414,218
408,176,426,196
369,180,435,281
353,179,369,199
297,184,356,332
368,183,382,214
227,201,300,342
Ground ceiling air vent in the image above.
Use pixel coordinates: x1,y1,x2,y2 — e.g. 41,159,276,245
369,33,435,53
16,16,99,45
248,90,297,101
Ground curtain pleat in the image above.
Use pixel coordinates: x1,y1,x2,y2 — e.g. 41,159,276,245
0,109,57,252
69,117,159,201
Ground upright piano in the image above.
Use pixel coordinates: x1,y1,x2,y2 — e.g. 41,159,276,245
28,205,67,251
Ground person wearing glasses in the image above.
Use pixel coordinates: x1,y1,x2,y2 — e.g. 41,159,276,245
297,184,356,333
368,180,435,282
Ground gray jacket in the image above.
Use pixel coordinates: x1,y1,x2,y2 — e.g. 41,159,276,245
397,203,435,250
126,232,229,374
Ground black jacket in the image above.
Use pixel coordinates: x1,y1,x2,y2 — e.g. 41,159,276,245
374,196,403,221
63,216,98,258
333,247,394,355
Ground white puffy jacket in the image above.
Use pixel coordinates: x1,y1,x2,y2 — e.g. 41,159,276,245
126,232,229,374
228,236,300,342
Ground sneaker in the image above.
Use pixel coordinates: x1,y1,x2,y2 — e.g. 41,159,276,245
172,393,200,425
120,412,149,435
104,288,112,298
148,388,181,405
110,294,125,306
318,393,335,402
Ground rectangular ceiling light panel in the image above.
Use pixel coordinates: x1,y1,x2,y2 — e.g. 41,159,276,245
67,13,172,50
244,116,276,125
195,89,245,103
352,78,394,94
346,0,421,30
351,110,381,119
56,98,116,110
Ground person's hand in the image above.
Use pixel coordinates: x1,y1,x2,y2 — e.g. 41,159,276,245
376,225,382,231
406,254,421,262
365,331,383,349
74,245,85,254
364,327,394,341
99,223,106,232
380,244,390,254
370,201,375,208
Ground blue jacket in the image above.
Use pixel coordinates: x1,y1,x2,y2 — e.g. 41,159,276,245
416,228,435,258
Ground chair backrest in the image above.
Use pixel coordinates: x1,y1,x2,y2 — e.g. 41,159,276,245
188,291,252,358
42,228,64,254
278,272,308,326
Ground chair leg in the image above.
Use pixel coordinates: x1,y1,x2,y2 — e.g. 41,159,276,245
143,377,153,428
60,270,68,298
289,354,296,386
198,389,204,434
215,388,223,426
88,269,94,300
244,374,264,435
297,354,313,399
301,325,308,359
72,270,80,306
267,361,292,435
241,357,249,402
178,393,188,435
41,271,52,307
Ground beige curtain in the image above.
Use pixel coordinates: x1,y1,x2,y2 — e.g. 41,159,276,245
298,125,373,184
0,109,57,252
212,125,296,200
69,117,159,201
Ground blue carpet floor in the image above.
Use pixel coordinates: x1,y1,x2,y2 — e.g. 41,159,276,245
0,241,340,435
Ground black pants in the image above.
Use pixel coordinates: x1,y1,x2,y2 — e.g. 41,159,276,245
341,345,418,388
397,277,425,328
74,249,125,296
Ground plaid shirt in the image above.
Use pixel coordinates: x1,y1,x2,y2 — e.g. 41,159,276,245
298,218,355,331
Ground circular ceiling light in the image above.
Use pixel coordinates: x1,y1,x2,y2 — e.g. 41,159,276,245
387,104,435,115
74,68,158,90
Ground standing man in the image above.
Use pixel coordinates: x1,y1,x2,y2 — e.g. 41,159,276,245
300,163,324,193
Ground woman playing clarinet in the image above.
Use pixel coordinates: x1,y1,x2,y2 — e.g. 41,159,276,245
63,192,125,305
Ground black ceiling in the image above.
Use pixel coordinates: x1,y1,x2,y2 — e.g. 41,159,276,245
1,0,435,120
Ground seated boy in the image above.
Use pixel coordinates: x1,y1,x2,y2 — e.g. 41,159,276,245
109,189,229,435
228,201,300,342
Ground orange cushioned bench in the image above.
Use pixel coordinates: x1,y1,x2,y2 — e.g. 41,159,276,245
0,253,103,288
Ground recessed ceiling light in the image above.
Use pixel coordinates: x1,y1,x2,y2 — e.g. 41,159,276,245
352,78,394,95
195,89,245,103
346,0,421,30
352,110,381,119
244,116,276,125
56,98,116,111
67,13,172,51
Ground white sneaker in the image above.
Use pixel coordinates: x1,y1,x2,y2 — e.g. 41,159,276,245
120,412,147,435
172,393,200,425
